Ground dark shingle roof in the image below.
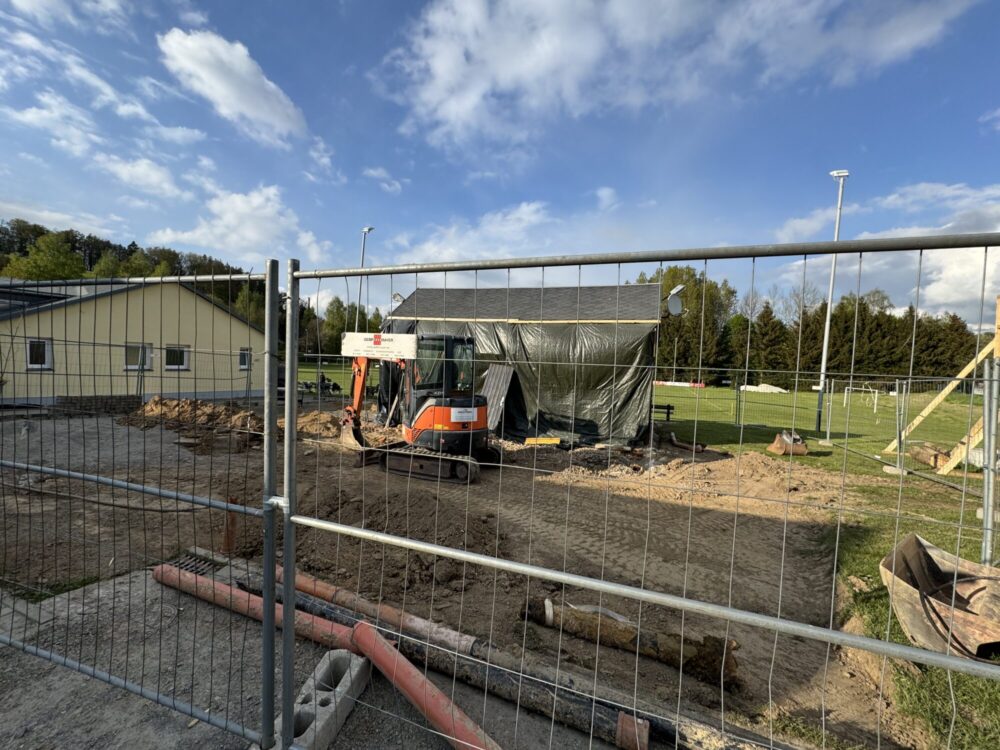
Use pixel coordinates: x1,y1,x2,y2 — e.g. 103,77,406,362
388,284,661,323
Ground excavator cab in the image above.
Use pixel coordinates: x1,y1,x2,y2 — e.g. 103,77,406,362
341,332,499,482
400,335,490,455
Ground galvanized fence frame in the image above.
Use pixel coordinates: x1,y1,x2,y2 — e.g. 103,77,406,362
278,231,1000,747
0,264,282,748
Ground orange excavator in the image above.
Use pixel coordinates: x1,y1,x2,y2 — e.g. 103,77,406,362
341,333,501,482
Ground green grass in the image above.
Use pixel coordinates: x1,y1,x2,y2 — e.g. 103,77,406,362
654,383,998,747
296,359,376,391
827,483,1000,749
656,384,985,481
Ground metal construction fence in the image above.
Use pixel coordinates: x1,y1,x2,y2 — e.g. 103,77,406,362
2,232,1000,749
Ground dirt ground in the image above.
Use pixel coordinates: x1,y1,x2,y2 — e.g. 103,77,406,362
0,404,932,748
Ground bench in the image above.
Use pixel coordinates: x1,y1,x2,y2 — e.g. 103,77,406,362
653,403,675,422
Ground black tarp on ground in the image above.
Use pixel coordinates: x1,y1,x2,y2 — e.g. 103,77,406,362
379,285,660,445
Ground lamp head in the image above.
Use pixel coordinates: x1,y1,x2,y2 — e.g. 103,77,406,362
829,169,849,180
361,226,375,235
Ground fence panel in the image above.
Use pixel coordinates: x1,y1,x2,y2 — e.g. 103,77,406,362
279,237,1000,749
0,269,279,747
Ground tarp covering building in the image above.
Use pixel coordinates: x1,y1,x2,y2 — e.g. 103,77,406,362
380,285,661,445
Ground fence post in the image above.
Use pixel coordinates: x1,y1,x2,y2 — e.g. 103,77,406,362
983,358,996,565
260,259,279,749
280,259,300,749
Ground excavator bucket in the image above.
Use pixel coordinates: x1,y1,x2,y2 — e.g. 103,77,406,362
767,430,808,456
341,423,367,452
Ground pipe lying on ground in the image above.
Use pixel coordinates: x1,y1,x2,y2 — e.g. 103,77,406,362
151,564,357,652
264,580,651,750
276,565,479,657
351,620,501,750
154,564,498,750
525,597,739,687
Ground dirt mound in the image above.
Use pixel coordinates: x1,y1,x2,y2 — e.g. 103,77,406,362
121,396,264,432
281,410,341,440
118,397,264,453
296,487,507,607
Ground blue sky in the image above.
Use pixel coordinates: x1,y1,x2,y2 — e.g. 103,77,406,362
1,0,999,319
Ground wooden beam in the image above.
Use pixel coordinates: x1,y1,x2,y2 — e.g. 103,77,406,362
937,417,984,475
884,339,994,453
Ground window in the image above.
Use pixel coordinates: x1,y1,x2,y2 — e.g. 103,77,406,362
124,342,152,371
26,338,53,370
164,345,190,371
239,347,252,370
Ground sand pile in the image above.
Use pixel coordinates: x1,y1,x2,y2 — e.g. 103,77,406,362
120,396,264,433
282,410,342,440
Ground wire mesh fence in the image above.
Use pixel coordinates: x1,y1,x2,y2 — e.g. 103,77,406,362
0,272,276,746
3,234,1000,749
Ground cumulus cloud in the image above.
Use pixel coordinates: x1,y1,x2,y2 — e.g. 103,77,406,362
157,28,307,148
148,183,331,267
383,0,975,148
2,88,101,155
362,166,404,194
775,203,866,243
92,153,192,200
397,201,553,265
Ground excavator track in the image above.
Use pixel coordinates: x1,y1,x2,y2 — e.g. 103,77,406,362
379,445,482,484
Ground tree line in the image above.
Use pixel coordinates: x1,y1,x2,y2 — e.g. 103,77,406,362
1,218,979,375
638,266,979,386
0,217,384,354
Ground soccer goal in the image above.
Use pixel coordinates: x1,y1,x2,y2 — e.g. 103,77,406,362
844,382,880,413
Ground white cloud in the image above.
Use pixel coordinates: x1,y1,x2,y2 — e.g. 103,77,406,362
92,153,192,200
775,203,865,242
305,136,346,184
297,230,332,264
397,201,553,264
157,28,307,148
595,186,619,212
0,197,121,236
384,0,976,148
143,123,206,144
9,0,132,33
196,154,216,171
118,194,156,210
2,89,101,155
9,0,77,27
148,183,330,268
362,166,404,194
981,108,1000,131
17,151,47,166
179,9,208,26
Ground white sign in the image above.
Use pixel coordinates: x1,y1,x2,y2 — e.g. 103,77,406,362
341,332,418,359
450,407,477,422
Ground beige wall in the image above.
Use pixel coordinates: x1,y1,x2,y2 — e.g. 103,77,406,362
0,284,265,403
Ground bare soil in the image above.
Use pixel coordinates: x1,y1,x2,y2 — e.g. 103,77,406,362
0,410,927,748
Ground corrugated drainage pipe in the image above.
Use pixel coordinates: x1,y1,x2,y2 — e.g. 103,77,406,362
350,620,501,750
152,564,357,652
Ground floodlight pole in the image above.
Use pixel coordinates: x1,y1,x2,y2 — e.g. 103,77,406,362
355,226,374,332
816,170,848,434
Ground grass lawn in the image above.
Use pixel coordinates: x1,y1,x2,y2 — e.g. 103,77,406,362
655,383,998,747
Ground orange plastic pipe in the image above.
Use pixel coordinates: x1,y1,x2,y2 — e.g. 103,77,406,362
276,566,479,656
351,620,501,750
151,564,358,654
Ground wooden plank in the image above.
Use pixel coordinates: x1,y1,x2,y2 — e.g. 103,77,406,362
884,339,994,453
937,417,984,475
525,436,561,445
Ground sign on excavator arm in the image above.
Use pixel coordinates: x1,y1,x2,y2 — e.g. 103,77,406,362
341,332,418,360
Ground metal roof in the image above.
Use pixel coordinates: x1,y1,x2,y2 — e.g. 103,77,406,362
387,284,661,323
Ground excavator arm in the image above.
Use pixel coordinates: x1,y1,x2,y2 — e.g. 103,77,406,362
342,355,371,431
